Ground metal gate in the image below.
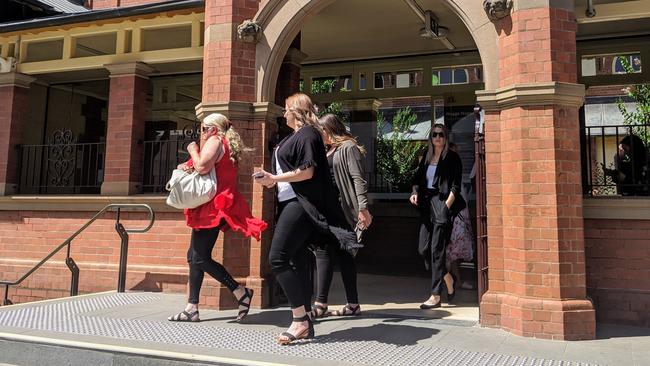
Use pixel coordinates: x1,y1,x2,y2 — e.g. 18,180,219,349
474,107,489,304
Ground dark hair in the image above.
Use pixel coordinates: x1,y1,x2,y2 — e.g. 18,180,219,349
319,114,366,155
621,134,648,167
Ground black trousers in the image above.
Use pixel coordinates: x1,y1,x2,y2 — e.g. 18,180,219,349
269,199,315,310
418,196,451,295
187,221,239,304
314,245,358,304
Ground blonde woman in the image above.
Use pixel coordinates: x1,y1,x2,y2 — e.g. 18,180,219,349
409,124,463,309
253,93,356,345
311,114,371,319
169,113,267,323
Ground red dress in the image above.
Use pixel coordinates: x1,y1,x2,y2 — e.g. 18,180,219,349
184,137,267,241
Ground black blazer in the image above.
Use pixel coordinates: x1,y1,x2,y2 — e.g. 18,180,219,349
413,149,464,221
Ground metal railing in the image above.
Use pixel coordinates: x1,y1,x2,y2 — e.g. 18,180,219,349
142,139,193,193
1,204,155,306
582,123,650,197
20,142,105,194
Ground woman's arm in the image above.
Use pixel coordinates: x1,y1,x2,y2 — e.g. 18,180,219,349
445,152,463,208
344,145,369,210
188,137,223,175
253,166,314,187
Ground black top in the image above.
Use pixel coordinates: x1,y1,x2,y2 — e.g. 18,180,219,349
326,151,340,198
272,125,357,250
413,149,464,220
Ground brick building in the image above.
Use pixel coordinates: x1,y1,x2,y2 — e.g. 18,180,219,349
0,0,649,341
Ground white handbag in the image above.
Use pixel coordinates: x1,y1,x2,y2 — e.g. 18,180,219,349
165,168,218,209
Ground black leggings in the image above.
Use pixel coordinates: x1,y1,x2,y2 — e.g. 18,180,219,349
269,199,315,310
187,221,239,304
314,246,358,304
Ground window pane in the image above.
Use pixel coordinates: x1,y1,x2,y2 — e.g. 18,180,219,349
453,68,468,84
431,71,440,86
360,73,367,90
439,69,452,85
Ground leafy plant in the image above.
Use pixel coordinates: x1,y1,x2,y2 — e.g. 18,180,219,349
375,107,425,192
617,56,650,145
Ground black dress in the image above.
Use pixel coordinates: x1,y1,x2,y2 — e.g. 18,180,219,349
272,125,358,251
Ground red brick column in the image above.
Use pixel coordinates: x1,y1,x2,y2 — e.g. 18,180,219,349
101,62,153,196
197,0,282,309
0,73,35,195
477,2,596,340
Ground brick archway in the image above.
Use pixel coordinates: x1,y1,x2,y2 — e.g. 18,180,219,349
241,0,596,341
253,0,500,103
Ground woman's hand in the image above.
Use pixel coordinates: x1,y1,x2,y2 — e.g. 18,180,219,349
177,162,193,172
357,209,372,230
187,141,199,155
409,192,418,206
253,169,276,188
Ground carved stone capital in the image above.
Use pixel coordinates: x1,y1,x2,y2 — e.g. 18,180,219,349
0,72,36,88
105,62,155,79
237,20,262,43
476,82,586,111
483,0,514,22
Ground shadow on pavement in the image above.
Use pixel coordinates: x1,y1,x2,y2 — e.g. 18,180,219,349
313,323,440,346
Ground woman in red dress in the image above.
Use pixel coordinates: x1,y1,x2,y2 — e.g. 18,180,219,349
168,113,267,323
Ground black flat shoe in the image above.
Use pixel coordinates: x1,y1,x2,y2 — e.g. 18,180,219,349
419,301,441,310
445,274,458,304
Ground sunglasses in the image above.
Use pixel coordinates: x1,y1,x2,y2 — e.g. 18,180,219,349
431,132,445,138
201,126,215,133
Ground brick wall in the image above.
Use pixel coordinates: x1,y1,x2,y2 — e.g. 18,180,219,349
585,218,650,327
0,85,29,193
0,210,246,309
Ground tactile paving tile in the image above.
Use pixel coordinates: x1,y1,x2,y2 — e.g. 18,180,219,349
0,293,597,366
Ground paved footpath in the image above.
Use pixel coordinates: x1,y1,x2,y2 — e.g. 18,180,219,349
0,292,649,366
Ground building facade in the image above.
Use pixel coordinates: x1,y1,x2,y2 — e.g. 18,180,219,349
1,0,649,341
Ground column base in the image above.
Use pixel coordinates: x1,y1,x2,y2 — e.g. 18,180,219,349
480,291,596,340
101,181,141,195
0,182,19,196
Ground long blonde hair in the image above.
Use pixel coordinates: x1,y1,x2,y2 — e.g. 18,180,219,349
285,93,320,129
319,114,366,155
202,113,250,165
426,124,449,164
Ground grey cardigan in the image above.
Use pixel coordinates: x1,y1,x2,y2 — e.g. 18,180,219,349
331,140,369,233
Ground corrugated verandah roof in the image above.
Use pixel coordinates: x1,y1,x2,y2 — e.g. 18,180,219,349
0,0,204,33
31,0,90,13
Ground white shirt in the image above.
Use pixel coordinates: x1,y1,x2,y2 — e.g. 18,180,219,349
426,164,437,189
275,153,297,202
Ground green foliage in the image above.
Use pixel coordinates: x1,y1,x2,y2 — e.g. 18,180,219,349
375,107,425,192
617,56,650,144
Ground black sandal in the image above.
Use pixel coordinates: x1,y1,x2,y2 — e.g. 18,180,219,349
333,304,361,316
235,287,254,322
277,314,314,345
310,303,329,319
168,309,200,322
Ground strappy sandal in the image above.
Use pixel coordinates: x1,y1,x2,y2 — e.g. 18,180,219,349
310,303,328,319
235,288,254,322
332,304,361,317
277,314,314,345
168,309,200,322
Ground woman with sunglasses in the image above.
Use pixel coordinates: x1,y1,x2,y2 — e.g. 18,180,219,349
169,113,267,323
409,124,463,309
253,93,357,345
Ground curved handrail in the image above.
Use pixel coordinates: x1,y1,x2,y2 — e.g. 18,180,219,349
0,204,155,288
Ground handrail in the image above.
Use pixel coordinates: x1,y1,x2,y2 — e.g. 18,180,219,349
1,204,155,305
